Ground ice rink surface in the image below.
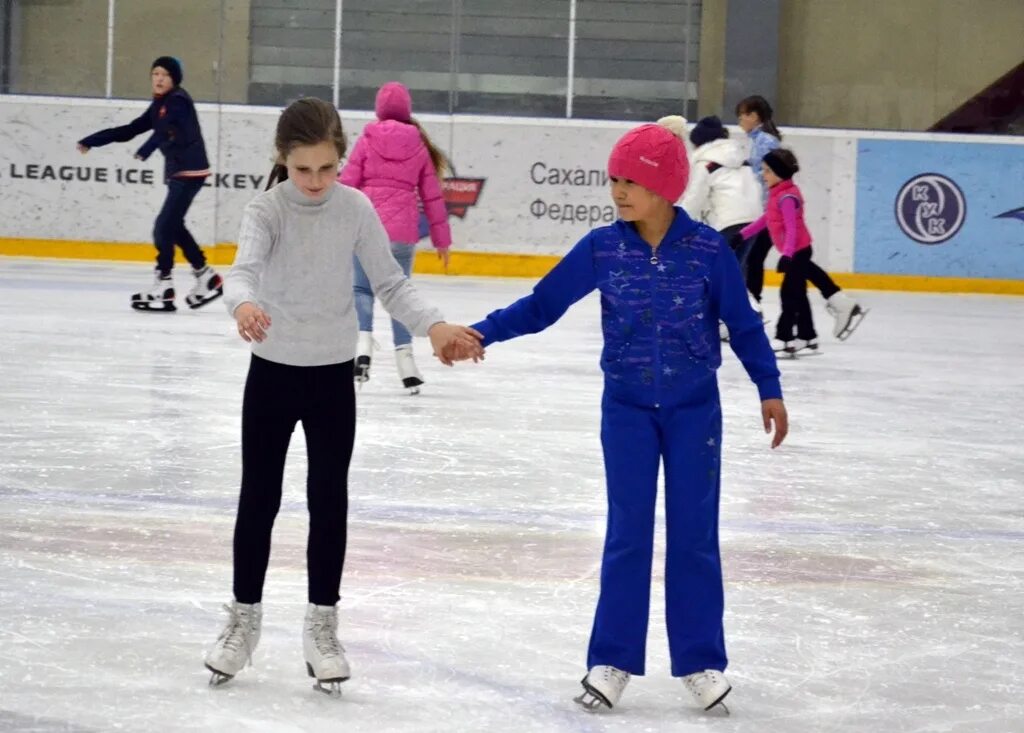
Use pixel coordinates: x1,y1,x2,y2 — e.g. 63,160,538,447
1,258,1022,732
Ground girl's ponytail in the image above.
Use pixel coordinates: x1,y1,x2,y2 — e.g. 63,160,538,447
736,95,782,140
409,118,448,177
265,162,287,190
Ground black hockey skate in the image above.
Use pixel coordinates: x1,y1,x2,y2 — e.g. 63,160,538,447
774,339,821,358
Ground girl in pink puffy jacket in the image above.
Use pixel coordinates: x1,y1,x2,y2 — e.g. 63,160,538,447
339,82,452,393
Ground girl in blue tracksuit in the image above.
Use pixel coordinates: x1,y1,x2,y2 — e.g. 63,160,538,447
78,56,221,313
469,122,788,714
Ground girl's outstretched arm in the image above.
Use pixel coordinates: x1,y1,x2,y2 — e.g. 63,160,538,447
471,234,597,347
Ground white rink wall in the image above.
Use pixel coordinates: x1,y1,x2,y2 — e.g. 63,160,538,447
0,95,853,269
2,95,1023,284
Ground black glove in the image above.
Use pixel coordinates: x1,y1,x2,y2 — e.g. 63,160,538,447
776,255,791,273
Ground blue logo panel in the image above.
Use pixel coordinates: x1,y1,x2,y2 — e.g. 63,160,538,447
855,140,1024,278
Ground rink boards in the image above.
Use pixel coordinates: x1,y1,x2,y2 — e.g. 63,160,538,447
0,95,1022,293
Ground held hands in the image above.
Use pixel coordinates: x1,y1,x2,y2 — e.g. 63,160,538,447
428,322,484,366
235,302,272,343
762,398,789,449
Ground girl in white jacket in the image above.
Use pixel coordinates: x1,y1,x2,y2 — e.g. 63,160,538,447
672,116,763,338
680,116,763,263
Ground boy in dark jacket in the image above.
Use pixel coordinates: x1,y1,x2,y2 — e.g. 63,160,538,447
78,56,221,312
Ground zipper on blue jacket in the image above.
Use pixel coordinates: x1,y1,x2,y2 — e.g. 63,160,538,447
650,246,661,408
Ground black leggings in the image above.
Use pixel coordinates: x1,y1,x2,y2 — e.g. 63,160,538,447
777,248,817,342
746,230,841,302
154,178,207,275
719,223,752,273
233,354,356,606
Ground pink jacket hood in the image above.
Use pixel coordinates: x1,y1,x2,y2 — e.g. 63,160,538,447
363,120,423,161
375,82,412,121
338,120,452,249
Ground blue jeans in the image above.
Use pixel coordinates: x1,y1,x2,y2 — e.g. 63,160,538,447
353,242,416,348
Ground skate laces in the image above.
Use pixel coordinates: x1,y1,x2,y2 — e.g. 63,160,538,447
309,611,343,658
599,666,630,689
217,604,257,661
685,670,721,694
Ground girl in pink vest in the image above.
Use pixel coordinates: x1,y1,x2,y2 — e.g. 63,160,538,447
740,149,829,355
339,82,452,393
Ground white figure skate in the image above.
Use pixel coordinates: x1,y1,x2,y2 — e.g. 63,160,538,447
682,669,732,713
574,665,631,711
205,601,262,686
303,603,350,696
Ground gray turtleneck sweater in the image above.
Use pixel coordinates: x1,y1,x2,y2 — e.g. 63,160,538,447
224,179,445,366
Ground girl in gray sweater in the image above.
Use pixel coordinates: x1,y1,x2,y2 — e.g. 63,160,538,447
204,98,482,694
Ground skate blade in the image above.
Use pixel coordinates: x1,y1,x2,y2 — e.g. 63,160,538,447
405,385,421,396
574,677,614,712
205,664,234,687
703,686,732,715
836,308,868,341
186,290,224,310
132,301,176,313
312,680,346,697
307,662,349,697
574,690,610,712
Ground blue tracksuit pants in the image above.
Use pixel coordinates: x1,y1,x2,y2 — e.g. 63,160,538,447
586,388,727,677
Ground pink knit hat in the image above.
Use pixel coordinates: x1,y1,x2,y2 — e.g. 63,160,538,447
607,123,689,202
375,81,413,122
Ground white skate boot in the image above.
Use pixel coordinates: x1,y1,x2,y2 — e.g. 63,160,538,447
303,603,350,696
574,665,631,711
205,601,262,685
682,669,732,713
185,265,223,309
354,331,374,385
719,321,730,343
826,291,867,340
131,269,175,312
395,344,424,395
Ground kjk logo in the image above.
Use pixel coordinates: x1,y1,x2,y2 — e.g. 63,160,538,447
894,173,966,245
418,169,486,240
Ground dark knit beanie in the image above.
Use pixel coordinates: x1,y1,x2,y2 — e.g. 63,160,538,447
762,149,799,180
689,116,728,148
151,56,183,87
